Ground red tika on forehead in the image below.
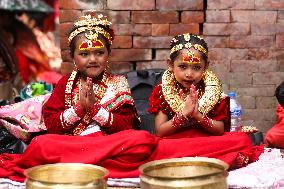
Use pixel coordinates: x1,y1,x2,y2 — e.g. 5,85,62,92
79,40,104,50
182,54,201,64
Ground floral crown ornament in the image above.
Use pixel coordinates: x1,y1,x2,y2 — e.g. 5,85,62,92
68,13,114,45
182,51,201,64
79,40,104,50
170,33,208,57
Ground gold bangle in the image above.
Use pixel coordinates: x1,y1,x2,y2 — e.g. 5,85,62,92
172,112,188,128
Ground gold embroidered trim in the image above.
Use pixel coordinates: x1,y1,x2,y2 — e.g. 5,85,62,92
64,69,78,108
161,69,222,115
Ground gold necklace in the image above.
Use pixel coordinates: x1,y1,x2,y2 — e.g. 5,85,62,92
65,69,109,108
161,69,222,115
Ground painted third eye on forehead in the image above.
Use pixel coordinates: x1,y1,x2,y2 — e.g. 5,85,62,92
78,39,104,51
182,50,201,64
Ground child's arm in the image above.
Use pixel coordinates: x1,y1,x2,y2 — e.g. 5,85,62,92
154,109,225,137
193,111,224,135
154,84,225,137
155,110,180,137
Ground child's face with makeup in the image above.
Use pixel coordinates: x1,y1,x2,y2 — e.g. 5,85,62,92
169,48,207,89
73,34,109,79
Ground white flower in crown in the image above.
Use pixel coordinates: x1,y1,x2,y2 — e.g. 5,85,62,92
184,33,191,42
85,14,91,19
184,42,192,49
171,38,178,43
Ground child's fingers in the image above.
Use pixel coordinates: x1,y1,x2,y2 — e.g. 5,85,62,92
81,85,87,98
86,77,94,96
190,84,198,100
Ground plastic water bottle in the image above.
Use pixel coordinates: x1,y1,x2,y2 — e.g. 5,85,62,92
228,92,242,132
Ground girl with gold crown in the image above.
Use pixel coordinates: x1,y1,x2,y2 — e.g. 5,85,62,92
148,33,263,167
0,12,152,182
149,33,228,137
42,12,140,135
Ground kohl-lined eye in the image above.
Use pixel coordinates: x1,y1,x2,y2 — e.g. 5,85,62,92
79,52,88,57
192,65,202,71
96,51,105,56
178,64,188,70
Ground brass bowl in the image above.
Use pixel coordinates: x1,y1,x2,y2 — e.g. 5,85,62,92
139,157,229,189
24,163,108,189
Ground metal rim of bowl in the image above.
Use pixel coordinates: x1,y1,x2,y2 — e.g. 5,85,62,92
24,163,109,184
139,157,229,179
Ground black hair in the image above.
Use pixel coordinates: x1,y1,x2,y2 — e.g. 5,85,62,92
68,25,114,58
275,81,284,108
169,34,208,64
27,12,48,28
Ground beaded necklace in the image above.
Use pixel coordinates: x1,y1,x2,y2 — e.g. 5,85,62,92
161,69,222,115
64,69,109,108
64,69,109,135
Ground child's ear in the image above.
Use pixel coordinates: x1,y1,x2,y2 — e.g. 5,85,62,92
167,59,174,71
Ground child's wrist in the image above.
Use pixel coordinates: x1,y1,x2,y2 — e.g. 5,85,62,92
192,111,203,120
172,111,189,128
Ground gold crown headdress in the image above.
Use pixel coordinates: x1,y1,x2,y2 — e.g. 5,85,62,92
68,13,113,45
170,33,208,57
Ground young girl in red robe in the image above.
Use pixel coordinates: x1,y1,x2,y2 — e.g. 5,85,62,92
42,13,140,135
148,33,263,166
0,12,147,182
0,18,263,182
149,34,229,137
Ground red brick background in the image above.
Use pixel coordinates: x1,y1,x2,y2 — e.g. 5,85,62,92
59,0,284,133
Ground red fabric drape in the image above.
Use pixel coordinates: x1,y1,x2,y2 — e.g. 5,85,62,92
265,104,284,148
0,129,263,182
0,71,264,182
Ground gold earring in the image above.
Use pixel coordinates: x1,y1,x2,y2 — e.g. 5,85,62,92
73,61,78,70
106,60,110,70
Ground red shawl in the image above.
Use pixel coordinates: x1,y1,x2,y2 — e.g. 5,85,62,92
0,130,263,182
265,104,284,148
0,74,263,182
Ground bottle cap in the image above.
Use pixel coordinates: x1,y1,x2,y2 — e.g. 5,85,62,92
228,92,236,98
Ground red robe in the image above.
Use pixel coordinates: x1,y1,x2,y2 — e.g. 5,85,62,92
42,73,140,134
265,104,284,148
148,82,263,169
0,73,263,182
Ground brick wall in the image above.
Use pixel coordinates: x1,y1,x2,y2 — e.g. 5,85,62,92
59,0,284,133
204,0,284,132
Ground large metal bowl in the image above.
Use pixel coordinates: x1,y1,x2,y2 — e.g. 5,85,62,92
24,163,108,189
139,157,229,189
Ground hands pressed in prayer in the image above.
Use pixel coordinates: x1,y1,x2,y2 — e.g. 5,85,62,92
182,84,199,118
80,77,96,112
